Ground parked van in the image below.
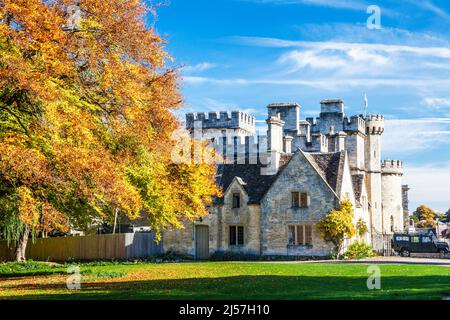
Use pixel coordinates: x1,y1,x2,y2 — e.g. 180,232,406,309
392,233,449,258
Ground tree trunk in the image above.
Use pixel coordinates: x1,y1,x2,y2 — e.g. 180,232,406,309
15,224,30,262
112,207,119,235
335,242,343,260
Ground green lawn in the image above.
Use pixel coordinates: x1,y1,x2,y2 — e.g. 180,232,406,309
0,261,449,300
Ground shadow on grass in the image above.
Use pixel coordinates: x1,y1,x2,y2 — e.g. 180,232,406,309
2,275,450,300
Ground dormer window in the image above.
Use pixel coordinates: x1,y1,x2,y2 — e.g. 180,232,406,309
232,193,240,209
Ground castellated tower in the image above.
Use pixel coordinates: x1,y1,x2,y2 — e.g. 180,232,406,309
185,111,256,141
381,160,404,233
364,115,384,249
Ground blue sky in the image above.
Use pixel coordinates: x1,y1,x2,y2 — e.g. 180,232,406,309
154,0,450,212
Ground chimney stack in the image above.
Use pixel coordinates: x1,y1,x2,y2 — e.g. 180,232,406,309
262,114,285,175
283,136,293,154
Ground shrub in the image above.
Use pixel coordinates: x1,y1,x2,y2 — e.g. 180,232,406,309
156,251,194,262
342,241,374,260
356,218,369,237
317,199,356,258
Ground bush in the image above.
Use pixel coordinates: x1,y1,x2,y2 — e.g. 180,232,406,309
342,241,374,260
155,251,194,262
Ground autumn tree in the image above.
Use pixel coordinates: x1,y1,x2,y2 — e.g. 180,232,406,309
413,205,437,228
317,199,356,259
0,0,220,261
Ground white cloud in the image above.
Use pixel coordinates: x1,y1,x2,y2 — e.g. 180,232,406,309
407,0,450,21
404,163,450,205
229,36,450,58
184,76,450,91
182,62,216,74
188,34,450,91
383,118,450,153
277,46,390,76
422,97,450,107
278,50,348,71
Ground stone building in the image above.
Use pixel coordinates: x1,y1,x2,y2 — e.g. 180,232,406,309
163,99,406,258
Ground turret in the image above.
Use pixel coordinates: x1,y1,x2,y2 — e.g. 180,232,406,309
364,114,385,251
381,160,403,176
381,160,405,233
365,115,385,135
185,110,256,140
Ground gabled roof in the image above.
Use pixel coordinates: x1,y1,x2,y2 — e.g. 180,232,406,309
304,152,346,195
214,164,278,205
214,150,347,205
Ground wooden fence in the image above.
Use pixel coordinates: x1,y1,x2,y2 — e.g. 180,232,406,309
0,233,163,262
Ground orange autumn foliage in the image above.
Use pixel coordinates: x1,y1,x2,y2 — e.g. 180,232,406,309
0,0,221,256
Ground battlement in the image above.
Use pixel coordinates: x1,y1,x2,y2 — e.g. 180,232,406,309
343,115,366,134
186,110,256,133
382,160,403,175
365,114,385,135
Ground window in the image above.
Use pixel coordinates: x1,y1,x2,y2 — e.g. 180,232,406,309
292,192,309,208
292,192,300,208
411,236,420,243
288,225,312,246
301,192,309,208
232,194,240,209
422,236,432,243
229,226,244,246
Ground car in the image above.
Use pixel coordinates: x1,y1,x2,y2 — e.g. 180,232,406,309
391,233,449,258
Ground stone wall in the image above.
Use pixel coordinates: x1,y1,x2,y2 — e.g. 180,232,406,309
217,180,261,254
260,151,338,256
163,213,219,257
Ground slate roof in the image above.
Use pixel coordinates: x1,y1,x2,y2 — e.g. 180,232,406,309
214,164,278,205
351,174,365,201
213,150,347,205
304,152,346,194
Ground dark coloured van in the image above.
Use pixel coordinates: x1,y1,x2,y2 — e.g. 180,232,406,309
392,233,449,258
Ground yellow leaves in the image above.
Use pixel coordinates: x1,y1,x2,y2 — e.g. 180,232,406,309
41,203,69,234
18,188,69,234
17,186,39,228
0,0,220,239
0,135,52,185
317,199,356,249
